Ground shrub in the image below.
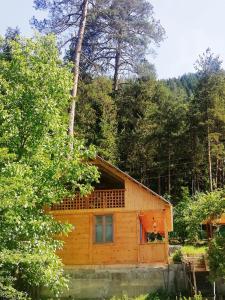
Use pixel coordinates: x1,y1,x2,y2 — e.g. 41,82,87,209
172,249,183,263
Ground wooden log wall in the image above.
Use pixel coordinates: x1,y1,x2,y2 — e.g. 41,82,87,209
53,211,168,265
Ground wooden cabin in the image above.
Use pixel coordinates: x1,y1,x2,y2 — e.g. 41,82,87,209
50,157,173,266
203,214,225,239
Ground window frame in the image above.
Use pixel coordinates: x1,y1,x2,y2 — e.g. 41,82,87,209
93,214,114,244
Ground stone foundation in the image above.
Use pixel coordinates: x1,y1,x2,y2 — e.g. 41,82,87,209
42,264,187,299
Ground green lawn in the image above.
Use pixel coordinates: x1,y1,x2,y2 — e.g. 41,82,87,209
181,245,208,256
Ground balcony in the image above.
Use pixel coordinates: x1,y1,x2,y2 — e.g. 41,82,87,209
51,189,125,211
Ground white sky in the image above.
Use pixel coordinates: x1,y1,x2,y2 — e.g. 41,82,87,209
1,0,225,79
150,0,225,78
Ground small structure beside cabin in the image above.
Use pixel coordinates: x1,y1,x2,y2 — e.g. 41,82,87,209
202,214,225,239
50,156,173,266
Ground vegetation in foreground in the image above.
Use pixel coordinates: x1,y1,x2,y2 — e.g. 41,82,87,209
0,35,99,299
181,245,207,256
110,292,205,300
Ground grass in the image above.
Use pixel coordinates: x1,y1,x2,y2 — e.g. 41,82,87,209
181,245,208,256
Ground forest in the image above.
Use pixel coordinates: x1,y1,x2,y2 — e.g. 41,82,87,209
1,0,225,299
32,0,225,202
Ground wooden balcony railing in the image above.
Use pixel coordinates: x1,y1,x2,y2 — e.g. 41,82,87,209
51,189,125,211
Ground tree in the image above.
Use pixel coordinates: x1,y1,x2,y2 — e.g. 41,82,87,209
208,235,225,281
184,190,225,281
185,190,225,240
75,0,165,91
134,59,157,81
32,0,90,142
0,34,99,299
192,50,225,191
76,77,118,163
173,187,191,243
116,79,189,196
194,48,222,77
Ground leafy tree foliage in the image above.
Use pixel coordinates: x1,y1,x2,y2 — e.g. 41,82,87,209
173,187,191,243
0,35,98,299
116,79,189,196
183,189,225,281
208,236,225,281
165,73,199,97
76,77,117,163
185,190,225,240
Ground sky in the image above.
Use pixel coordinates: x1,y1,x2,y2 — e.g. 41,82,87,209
150,0,225,78
1,0,225,79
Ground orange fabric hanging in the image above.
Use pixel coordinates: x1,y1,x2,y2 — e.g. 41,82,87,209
139,211,165,233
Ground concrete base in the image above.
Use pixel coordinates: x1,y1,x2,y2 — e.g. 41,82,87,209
42,264,187,299
216,278,225,298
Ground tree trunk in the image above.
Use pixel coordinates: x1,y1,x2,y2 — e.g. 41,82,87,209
158,174,161,195
220,159,224,186
168,145,171,195
215,158,219,188
68,0,88,142
207,125,213,191
113,47,121,92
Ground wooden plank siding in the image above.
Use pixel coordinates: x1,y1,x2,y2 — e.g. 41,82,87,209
50,156,172,266
53,211,168,265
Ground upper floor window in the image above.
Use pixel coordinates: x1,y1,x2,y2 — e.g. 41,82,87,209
95,215,113,243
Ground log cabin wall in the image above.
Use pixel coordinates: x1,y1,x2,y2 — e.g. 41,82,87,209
53,210,168,265
50,157,172,266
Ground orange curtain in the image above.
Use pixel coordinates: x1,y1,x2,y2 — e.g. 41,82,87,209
139,211,165,243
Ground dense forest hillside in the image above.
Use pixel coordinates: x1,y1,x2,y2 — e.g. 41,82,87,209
32,0,225,203
74,64,225,202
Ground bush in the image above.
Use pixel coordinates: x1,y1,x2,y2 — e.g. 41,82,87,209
208,236,225,281
180,293,203,300
172,249,183,263
110,292,204,300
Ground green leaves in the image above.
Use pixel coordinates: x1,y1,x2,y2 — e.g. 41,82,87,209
185,189,225,240
0,34,99,298
208,236,225,281
0,34,72,158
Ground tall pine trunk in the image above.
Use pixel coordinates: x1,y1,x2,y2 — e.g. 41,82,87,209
68,0,88,142
113,46,121,92
207,125,213,191
158,174,161,195
168,144,171,195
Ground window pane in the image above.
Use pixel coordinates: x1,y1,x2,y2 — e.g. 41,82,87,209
96,216,103,225
95,215,113,243
95,216,103,243
105,223,113,242
96,224,103,242
105,215,113,224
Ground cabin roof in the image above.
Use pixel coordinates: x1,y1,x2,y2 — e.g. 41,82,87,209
95,156,171,206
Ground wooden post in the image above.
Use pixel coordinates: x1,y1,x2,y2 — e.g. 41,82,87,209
192,265,197,295
137,212,140,263
163,209,169,264
89,213,93,264
213,281,216,300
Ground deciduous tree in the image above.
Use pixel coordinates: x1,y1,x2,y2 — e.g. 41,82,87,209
0,34,98,299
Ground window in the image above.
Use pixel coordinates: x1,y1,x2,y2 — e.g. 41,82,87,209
95,215,113,243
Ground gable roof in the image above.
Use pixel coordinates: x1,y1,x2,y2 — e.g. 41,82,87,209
94,156,171,206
